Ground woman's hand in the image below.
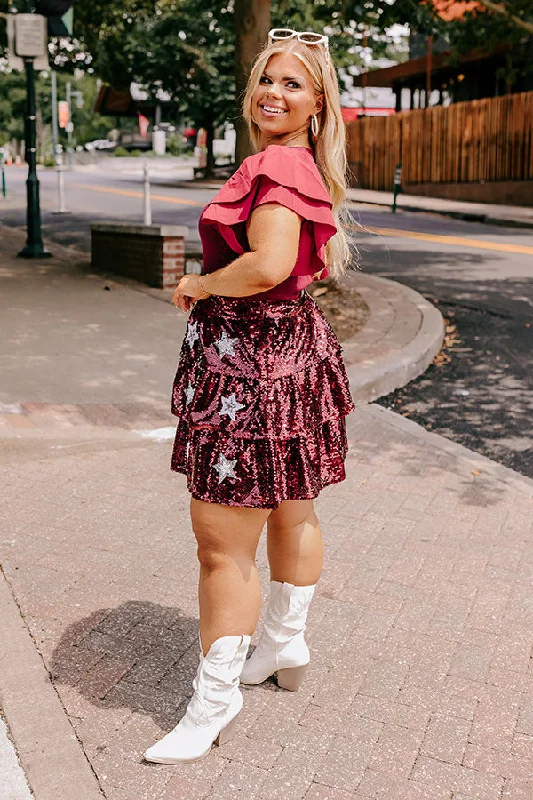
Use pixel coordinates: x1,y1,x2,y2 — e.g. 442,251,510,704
172,274,211,313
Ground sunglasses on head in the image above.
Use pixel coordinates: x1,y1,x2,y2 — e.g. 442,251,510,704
268,28,330,62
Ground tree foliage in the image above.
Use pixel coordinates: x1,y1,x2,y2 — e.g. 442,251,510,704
0,69,116,148
443,0,533,84
68,1,408,130
2,0,531,148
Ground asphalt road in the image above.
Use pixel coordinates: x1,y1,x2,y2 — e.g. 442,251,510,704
3,161,533,477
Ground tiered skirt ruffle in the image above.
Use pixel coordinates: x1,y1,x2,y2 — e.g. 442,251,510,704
170,292,354,508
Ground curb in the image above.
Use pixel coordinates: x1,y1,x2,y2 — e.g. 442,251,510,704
0,716,32,800
360,404,533,498
0,568,104,800
93,263,444,409
0,223,443,416
345,197,533,230
343,273,444,406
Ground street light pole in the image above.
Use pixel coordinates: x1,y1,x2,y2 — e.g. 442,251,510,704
66,80,73,169
17,56,51,259
64,82,83,170
51,68,59,162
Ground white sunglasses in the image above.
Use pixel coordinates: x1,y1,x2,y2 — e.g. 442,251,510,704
268,28,330,62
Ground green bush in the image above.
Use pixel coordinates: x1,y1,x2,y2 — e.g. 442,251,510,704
113,146,130,157
129,149,142,157
43,156,56,167
167,134,187,156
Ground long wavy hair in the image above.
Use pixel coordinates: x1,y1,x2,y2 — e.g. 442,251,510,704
242,36,351,279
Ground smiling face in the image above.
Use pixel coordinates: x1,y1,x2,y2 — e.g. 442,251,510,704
250,52,324,148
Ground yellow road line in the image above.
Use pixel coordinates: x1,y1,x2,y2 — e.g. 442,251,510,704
67,184,533,254
78,183,204,207
362,226,533,256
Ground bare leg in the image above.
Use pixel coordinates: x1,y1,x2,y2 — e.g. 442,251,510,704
266,499,323,586
190,498,271,655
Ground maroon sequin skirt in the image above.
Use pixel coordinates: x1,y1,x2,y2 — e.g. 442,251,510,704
170,291,354,509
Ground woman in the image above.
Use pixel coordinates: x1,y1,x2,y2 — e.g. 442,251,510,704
144,28,354,765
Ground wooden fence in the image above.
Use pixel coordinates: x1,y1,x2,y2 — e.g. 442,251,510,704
346,91,533,191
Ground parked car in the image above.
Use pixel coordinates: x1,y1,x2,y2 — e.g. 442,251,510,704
119,132,153,152
84,139,116,152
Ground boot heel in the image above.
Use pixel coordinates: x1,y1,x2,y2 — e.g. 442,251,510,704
214,712,240,747
276,664,308,692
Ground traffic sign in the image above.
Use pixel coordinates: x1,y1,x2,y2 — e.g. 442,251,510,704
14,14,47,58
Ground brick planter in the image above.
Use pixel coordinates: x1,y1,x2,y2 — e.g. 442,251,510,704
90,223,188,289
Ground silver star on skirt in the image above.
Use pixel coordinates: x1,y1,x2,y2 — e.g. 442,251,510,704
185,381,195,406
215,331,238,359
213,453,237,483
219,393,245,421
186,321,200,349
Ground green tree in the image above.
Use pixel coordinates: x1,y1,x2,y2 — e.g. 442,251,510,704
235,0,270,164
372,0,533,88
69,1,407,170
444,1,533,90
0,69,116,153
478,0,533,34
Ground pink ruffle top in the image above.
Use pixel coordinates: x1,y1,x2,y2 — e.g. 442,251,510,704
198,144,337,301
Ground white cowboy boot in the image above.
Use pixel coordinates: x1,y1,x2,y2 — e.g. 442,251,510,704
240,581,315,691
144,634,250,764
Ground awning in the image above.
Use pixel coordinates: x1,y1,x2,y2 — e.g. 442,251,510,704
352,45,508,89
94,84,175,118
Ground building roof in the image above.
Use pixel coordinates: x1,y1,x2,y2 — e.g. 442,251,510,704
94,84,174,117
352,44,505,88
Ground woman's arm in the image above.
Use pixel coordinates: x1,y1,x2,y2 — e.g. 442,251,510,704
172,203,302,311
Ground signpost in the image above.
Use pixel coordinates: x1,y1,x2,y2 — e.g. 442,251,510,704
14,12,51,258
1,153,6,198
392,163,402,214
51,70,60,163
4,1,74,258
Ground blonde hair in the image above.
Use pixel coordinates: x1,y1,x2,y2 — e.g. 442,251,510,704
242,37,351,280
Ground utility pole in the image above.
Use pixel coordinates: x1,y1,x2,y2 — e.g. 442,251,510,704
426,36,433,109
65,80,83,170
51,69,59,163
361,28,368,116
17,7,51,258
66,80,73,169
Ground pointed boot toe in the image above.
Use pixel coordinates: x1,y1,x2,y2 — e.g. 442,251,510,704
144,634,250,764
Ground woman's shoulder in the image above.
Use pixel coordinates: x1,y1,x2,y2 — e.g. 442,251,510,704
226,145,332,205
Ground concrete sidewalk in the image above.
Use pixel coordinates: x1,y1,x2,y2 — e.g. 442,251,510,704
2,225,533,799
346,187,533,229
3,406,533,800
0,226,443,419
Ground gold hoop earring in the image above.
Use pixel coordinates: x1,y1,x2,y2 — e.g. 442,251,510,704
311,114,319,137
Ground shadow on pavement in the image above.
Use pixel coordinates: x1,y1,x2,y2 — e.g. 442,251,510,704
49,600,199,730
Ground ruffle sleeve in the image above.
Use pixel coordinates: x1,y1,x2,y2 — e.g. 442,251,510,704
200,145,337,278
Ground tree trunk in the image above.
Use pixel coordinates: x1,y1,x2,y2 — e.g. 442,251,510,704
234,0,271,166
